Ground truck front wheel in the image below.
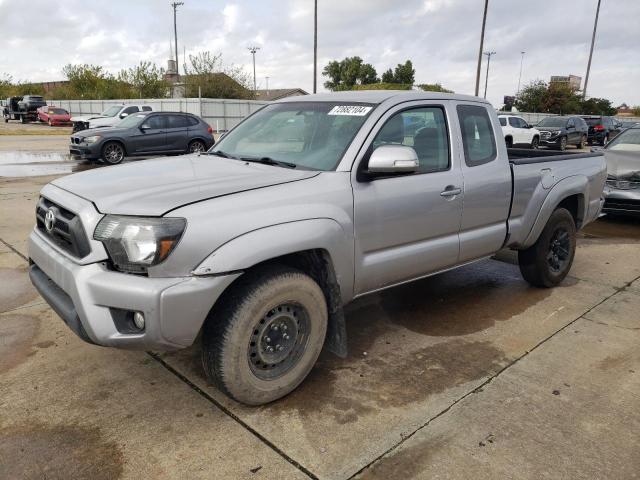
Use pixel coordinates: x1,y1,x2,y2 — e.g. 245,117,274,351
518,208,576,288
201,266,328,405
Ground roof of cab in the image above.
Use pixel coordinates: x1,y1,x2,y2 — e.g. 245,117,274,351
275,90,490,105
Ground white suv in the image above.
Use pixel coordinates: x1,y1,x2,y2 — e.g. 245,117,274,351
498,114,540,149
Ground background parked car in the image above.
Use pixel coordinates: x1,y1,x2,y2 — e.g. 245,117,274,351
536,115,588,151
37,106,72,126
71,104,153,132
619,120,640,130
17,95,47,112
581,115,623,146
69,111,214,164
498,114,540,148
602,125,640,217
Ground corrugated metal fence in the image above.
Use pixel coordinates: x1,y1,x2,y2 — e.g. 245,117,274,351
48,98,269,131
40,97,640,129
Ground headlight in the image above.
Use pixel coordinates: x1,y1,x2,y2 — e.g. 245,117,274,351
84,135,102,144
552,130,561,136
94,215,186,273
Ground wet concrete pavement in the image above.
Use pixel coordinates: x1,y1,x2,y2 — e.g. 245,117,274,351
1,161,639,479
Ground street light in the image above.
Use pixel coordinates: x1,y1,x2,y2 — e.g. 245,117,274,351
583,0,602,99
247,46,261,92
516,51,525,96
171,2,184,77
483,51,496,99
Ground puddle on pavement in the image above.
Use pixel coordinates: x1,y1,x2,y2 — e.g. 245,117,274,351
0,151,98,177
0,423,123,480
0,265,39,313
0,313,39,374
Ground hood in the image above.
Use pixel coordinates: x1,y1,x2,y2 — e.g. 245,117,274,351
536,126,562,132
70,114,108,122
52,154,320,216
604,150,640,180
73,127,125,138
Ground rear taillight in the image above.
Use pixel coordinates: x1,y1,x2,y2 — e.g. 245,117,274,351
594,124,605,131
207,126,213,134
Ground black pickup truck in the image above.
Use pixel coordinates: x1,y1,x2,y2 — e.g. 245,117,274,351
2,95,47,123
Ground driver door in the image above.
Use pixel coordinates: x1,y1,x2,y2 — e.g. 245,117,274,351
352,101,463,295
129,114,167,153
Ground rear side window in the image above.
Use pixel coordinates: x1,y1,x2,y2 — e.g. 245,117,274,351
186,116,200,126
167,114,189,128
141,106,152,111
457,105,497,166
122,106,139,115
499,117,506,126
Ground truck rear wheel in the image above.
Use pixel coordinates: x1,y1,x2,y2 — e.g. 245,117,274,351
201,266,328,405
518,208,576,288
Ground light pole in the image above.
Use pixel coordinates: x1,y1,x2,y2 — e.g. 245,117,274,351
474,0,489,96
583,0,601,99
483,51,496,99
265,76,270,95
247,46,260,92
313,0,318,93
516,51,525,95
171,2,184,77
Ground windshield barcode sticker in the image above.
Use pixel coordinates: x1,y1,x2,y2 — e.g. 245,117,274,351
328,105,372,116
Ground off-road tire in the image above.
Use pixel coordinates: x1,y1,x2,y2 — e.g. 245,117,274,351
202,265,328,405
518,208,576,288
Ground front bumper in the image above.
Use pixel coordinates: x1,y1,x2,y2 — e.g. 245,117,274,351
69,141,101,160
28,229,240,350
603,187,640,216
539,135,561,147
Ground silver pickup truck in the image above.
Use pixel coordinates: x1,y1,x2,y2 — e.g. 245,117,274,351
28,92,606,405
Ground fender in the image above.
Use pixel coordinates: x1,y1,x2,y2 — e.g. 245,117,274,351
192,218,355,303
522,175,588,248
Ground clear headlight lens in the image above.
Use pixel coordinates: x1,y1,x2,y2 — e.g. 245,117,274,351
84,135,101,144
94,215,186,273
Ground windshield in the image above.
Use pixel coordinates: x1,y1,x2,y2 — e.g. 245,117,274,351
606,128,640,152
116,113,147,128
210,102,375,171
537,117,567,128
48,108,68,115
101,106,122,117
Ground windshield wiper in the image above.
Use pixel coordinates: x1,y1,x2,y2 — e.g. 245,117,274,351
240,156,297,169
208,150,236,159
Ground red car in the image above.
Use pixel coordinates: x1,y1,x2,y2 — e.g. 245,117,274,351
37,106,72,126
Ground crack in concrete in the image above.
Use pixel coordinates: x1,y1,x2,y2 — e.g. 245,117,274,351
0,237,28,262
349,273,640,480
147,352,318,480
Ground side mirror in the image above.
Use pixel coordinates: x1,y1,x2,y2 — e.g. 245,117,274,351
367,145,419,174
139,124,150,131
120,112,129,119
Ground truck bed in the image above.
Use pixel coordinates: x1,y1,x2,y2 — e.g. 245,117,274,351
505,148,607,249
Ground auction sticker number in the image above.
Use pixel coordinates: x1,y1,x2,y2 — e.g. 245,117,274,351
328,105,372,116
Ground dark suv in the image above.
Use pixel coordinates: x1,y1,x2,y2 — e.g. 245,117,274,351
536,115,589,151
581,115,623,146
69,111,215,164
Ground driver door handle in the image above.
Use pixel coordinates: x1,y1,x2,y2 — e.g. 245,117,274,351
440,186,462,197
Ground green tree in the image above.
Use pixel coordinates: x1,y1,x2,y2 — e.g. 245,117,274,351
322,56,379,91
352,83,412,91
417,83,454,93
381,68,394,83
515,80,548,112
392,60,415,85
633,106,640,116
118,62,170,98
580,97,617,116
183,51,254,99
541,82,581,114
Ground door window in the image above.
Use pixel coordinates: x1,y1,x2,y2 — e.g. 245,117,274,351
122,106,139,115
567,118,575,128
499,117,506,126
508,117,520,128
141,115,166,129
457,104,497,166
141,106,152,111
370,106,450,173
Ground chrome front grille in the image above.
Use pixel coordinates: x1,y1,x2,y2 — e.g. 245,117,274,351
606,179,640,190
540,131,551,139
36,196,91,258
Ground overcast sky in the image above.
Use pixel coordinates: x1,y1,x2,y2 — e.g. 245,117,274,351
1,0,638,106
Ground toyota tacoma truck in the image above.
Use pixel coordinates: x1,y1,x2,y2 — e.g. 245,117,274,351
28,92,606,405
